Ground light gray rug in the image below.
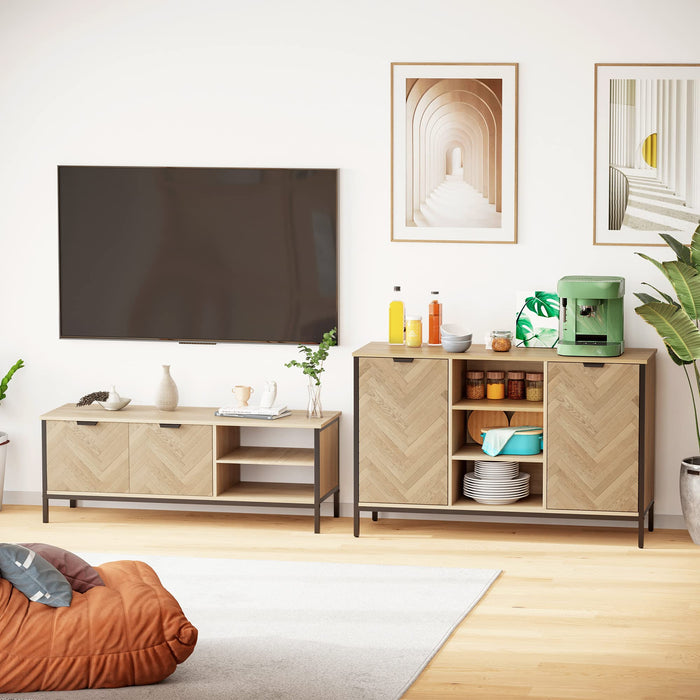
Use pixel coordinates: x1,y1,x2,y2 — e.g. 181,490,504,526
6,554,500,700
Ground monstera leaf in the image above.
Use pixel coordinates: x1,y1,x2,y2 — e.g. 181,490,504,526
515,315,534,342
523,291,560,319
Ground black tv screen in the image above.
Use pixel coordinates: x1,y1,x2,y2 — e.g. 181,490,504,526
58,166,338,344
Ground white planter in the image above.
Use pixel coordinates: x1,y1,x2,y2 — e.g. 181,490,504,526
680,456,700,545
0,432,8,511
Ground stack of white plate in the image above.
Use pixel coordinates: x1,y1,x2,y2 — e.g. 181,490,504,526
463,462,530,505
474,460,519,480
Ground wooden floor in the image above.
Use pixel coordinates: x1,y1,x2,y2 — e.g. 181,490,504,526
2,505,699,699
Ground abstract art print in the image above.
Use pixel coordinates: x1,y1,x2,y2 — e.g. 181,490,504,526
391,63,518,243
594,63,700,246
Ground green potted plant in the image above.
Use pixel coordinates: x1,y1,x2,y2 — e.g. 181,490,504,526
634,222,700,543
285,328,337,418
0,359,25,511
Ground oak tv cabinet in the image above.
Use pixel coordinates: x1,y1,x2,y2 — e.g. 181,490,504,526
353,342,656,547
41,404,340,533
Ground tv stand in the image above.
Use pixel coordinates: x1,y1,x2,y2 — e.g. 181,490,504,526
41,404,340,533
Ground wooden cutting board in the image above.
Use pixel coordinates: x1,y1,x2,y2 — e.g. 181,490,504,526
467,410,508,444
510,411,544,429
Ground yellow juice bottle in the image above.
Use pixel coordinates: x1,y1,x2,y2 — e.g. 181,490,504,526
389,285,405,345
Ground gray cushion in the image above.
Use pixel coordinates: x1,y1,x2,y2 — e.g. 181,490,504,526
0,543,72,607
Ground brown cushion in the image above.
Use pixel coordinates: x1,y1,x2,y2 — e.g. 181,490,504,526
20,543,104,593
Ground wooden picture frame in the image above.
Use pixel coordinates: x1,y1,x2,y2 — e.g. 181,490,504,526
391,62,518,243
594,63,700,246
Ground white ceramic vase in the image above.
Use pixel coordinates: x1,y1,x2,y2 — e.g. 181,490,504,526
0,432,8,511
155,365,179,411
680,456,700,544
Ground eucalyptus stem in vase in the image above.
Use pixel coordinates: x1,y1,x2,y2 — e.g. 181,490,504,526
284,328,337,418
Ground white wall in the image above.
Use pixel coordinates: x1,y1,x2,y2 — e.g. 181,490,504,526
1,0,698,524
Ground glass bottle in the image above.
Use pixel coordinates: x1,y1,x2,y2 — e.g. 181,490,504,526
486,370,506,400
465,370,485,400
526,372,544,401
389,285,405,345
507,371,525,400
428,291,442,345
406,315,422,348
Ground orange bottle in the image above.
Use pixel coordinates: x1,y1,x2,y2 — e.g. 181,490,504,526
428,291,442,345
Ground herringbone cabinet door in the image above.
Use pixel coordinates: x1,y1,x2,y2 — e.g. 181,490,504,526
46,421,129,492
547,362,639,512
358,357,448,505
129,423,213,496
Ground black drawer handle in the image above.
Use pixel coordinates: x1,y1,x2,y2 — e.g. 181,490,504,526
583,362,605,368
159,423,181,429
77,421,98,426
393,358,414,363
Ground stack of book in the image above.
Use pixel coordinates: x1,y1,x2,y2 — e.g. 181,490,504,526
214,405,292,420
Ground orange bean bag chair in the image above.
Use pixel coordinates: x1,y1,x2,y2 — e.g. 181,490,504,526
0,559,198,693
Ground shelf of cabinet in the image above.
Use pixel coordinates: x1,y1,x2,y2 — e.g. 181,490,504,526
217,482,315,504
217,446,315,467
453,398,544,412
451,494,545,512
452,445,544,463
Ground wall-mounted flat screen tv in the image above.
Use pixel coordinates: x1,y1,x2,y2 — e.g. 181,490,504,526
58,166,338,344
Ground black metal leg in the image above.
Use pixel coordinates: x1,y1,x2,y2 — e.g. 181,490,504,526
354,505,360,537
638,513,645,548
69,499,77,508
648,502,654,532
314,503,321,534
333,491,339,518
42,496,49,523
372,511,378,522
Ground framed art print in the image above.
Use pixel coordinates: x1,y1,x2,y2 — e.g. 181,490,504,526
391,62,518,243
594,63,700,246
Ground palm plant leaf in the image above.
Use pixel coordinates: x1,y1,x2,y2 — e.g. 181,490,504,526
663,260,700,320
660,233,691,264
634,292,660,305
634,302,700,362
690,223,700,270
640,282,678,307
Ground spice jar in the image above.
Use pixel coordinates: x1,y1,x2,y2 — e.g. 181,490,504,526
465,370,485,400
486,370,506,400
490,330,512,352
406,315,422,347
526,372,544,401
507,370,525,400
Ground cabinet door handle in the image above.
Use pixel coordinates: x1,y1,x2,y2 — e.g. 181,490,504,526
77,421,98,426
392,358,414,363
583,362,605,368
159,423,181,429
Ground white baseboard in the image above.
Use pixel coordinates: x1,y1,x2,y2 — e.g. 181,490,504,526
3,491,687,531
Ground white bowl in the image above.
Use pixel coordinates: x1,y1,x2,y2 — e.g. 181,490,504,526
96,398,132,411
441,323,472,340
441,338,472,353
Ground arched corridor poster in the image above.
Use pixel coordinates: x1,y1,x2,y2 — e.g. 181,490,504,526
594,63,700,246
391,63,518,243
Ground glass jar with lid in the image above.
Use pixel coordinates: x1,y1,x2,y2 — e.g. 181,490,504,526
526,372,544,401
506,370,525,400
486,370,506,400
465,370,485,400
490,330,512,352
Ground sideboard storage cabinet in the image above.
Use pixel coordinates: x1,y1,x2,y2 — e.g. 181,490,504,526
353,343,656,547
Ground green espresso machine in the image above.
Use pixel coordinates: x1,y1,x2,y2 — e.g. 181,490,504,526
557,276,625,357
